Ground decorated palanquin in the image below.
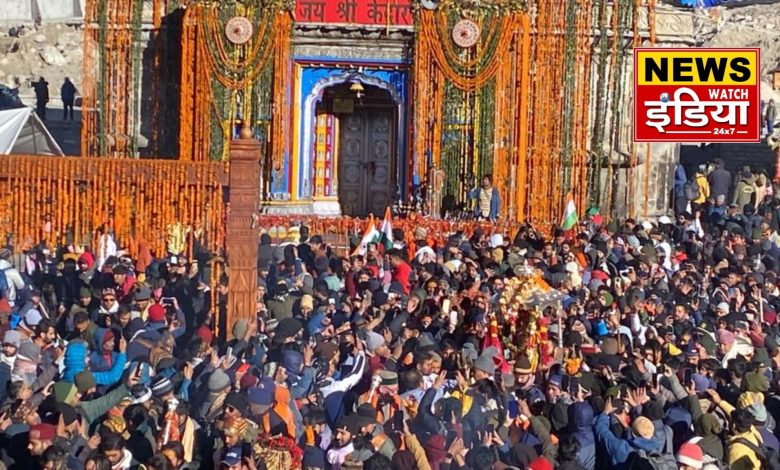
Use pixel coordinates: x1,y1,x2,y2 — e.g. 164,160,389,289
252,435,303,470
496,264,565,372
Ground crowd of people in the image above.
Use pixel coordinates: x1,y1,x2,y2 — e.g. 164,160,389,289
2,161,780,470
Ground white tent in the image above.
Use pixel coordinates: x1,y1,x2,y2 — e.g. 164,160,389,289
0,107,64,155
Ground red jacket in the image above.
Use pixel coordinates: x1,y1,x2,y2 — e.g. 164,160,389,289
392,262,412,295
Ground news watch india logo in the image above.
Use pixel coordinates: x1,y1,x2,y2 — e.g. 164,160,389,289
633,48,760,143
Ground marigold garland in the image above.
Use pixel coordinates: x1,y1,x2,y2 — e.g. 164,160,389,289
0,156,227,258
179,2,293,163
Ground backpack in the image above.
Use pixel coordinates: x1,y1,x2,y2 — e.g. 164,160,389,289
0,268,9,299
631,449,678,470
734,437,780,470
683,179,700,201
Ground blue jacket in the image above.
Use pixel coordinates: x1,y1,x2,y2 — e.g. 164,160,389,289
674,164,687,197
89,328,119,372
595,412,663,468
567,402,596,470
470,187,500,220
62,341,127,386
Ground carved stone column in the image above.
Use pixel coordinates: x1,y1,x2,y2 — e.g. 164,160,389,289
226,127,261,338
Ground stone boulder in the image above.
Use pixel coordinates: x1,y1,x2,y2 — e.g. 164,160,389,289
39,45,66,66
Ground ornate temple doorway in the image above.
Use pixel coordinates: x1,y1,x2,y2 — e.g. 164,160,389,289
318,83,397,217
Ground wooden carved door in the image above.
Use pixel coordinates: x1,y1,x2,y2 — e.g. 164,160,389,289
339,108,395,217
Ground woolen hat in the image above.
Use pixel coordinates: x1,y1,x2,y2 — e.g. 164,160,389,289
130,384,152,404
717,329,735,345
743,370,770,393
148,304,166,323
232,319,249,340
300,294,314,310
276,317,303,339
56,403,79,426
224,392,248,416
527,456,554,470
748,402,768,423
239,372,258,390
74,371,97,394
52,382,78,405
196,325,214,345
134,286,151,301
676,441,704,469
632,416,655,439
2,330,21,348
29,423,56,441
473,346,498,376
18,341,41,363
208,369,231,392
151,375,174,397
79,286,93,298
365,332,386,354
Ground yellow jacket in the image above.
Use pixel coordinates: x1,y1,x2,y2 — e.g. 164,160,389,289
694,173,710,204
405,433,432,470
727,427,763,469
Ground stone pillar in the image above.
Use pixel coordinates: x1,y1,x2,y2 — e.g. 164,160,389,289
225,127,261,338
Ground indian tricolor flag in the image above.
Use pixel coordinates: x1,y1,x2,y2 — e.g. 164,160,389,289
379,207,393,251
352,216,380,257
561,192,578,230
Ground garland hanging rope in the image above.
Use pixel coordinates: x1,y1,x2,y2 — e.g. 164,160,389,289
179,0,293,163
412,0,651,228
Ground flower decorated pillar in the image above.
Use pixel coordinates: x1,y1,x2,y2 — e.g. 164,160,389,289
225,127,261,338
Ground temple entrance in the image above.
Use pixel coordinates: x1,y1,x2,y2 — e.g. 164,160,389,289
318,83,397,218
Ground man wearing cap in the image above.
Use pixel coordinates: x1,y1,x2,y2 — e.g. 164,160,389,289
112,265,136,304
27,422,56,456
267,279,295,321
328,415,365,470
93,287,120,325
131,285,152,321
218,445,245,470
67,286,95,328
355,403,396,460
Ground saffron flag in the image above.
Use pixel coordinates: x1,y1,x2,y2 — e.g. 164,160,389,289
561,192,578,230
352,216,380,257
379,207,393,251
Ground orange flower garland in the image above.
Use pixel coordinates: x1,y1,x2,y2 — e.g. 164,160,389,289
0,156,227,258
